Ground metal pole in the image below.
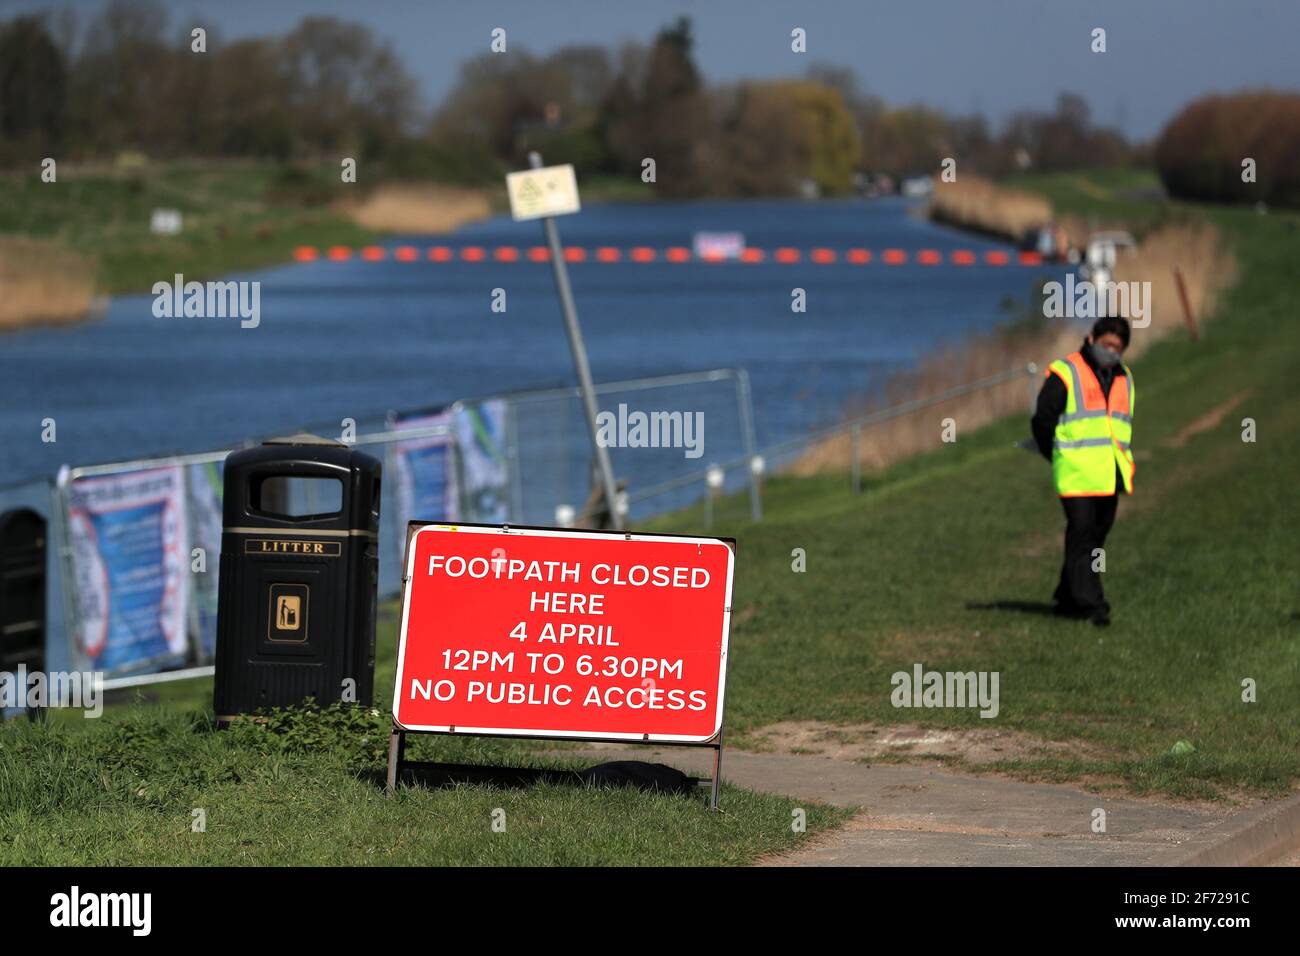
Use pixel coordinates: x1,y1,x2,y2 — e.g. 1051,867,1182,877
529,151,622,530
51,470,85,673
505,401,524,522
1172,265,1199,342
100,665,215,692
385,727,402,795
851,425,862,494
734,370,762,522
1026,362,1039,413
710,730,724,811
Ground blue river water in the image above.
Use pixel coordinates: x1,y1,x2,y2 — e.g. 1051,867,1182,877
0,196,1040,489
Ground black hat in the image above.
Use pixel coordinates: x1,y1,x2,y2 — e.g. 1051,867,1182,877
1090,316,1131,349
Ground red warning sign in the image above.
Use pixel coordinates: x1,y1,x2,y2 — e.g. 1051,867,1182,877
393,525,734,743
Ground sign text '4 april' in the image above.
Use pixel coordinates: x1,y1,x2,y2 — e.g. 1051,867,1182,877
393,526,733,742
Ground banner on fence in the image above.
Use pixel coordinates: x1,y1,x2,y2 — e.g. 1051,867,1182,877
455,399,509,522
186,461,223,660
391,411,458,534
63,466,189,674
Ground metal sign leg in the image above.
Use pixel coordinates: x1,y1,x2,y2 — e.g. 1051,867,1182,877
385,726,405,795
710,733,724,812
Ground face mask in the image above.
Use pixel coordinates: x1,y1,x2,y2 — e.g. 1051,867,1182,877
1090,342,1122,368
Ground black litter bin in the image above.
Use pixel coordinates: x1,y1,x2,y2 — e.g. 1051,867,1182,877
213,435,381,720
0,508,45,676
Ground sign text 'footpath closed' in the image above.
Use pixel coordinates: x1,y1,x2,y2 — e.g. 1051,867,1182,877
393,526,734,742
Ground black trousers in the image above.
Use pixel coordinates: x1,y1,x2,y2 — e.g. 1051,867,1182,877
1053,494,1119,615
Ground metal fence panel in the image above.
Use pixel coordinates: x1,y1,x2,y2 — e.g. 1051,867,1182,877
498,369,757,525
22,365,1033,690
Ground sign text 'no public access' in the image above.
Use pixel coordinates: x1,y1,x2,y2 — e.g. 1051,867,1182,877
393,526,734,742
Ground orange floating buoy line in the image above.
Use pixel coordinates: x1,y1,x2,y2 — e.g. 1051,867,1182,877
290,245,1040,267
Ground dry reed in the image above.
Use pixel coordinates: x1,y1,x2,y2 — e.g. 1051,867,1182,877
794,214,1237,476
1113,222,1237,356
337,183,492,234
0,237,99,330
927,176,1052,242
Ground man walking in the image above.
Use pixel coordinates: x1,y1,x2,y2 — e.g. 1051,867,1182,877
1031,317,1135,627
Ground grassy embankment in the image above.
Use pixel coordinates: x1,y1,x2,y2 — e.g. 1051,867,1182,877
0,699,845,865
0,159,497,330
0,159,653,332
1,509,841,866
1,596,847,865
1,574,846,866
654,168,1298,801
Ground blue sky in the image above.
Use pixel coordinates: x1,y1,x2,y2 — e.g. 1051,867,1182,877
6,0,1297,138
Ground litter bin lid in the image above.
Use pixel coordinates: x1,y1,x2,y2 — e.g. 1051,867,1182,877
263,432,346,447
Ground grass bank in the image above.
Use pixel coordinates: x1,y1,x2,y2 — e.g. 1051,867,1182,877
0,159,651,310
2,611,847,867
0,700,845,865
651,173,1299,801
0,160,384,300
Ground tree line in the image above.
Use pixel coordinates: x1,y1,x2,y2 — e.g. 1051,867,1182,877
1,2,1142,196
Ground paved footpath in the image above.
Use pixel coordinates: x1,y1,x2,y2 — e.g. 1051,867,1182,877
565,746,1300,866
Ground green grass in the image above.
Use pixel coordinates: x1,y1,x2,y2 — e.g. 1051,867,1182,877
8,614,848,866
1006,167,1180,238
647,185,1300,801
0,160,378,294
577,173,657,203
0,703,845,865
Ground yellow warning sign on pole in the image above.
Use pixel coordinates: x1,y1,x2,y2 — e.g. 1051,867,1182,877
506,164,581,221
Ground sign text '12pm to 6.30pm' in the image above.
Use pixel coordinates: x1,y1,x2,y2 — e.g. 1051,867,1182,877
392,525,735,743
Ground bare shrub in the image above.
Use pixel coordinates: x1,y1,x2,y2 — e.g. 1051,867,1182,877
1156,91,1300,208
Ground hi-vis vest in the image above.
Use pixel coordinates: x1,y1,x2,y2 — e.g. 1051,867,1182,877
1048,351,1135,496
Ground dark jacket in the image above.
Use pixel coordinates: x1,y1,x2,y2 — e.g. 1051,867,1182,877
1031,339,1121,462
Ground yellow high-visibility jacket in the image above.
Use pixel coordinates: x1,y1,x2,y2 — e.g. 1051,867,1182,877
1047,351,1135,496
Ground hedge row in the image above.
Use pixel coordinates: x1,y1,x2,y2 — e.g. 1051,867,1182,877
1155,91,1300,208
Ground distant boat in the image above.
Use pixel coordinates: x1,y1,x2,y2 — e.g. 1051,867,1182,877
692,231,745,260
901,175,934,198
1079,230,1136,286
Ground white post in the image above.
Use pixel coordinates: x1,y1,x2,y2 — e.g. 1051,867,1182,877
705,465,725,530
529,151,622,530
